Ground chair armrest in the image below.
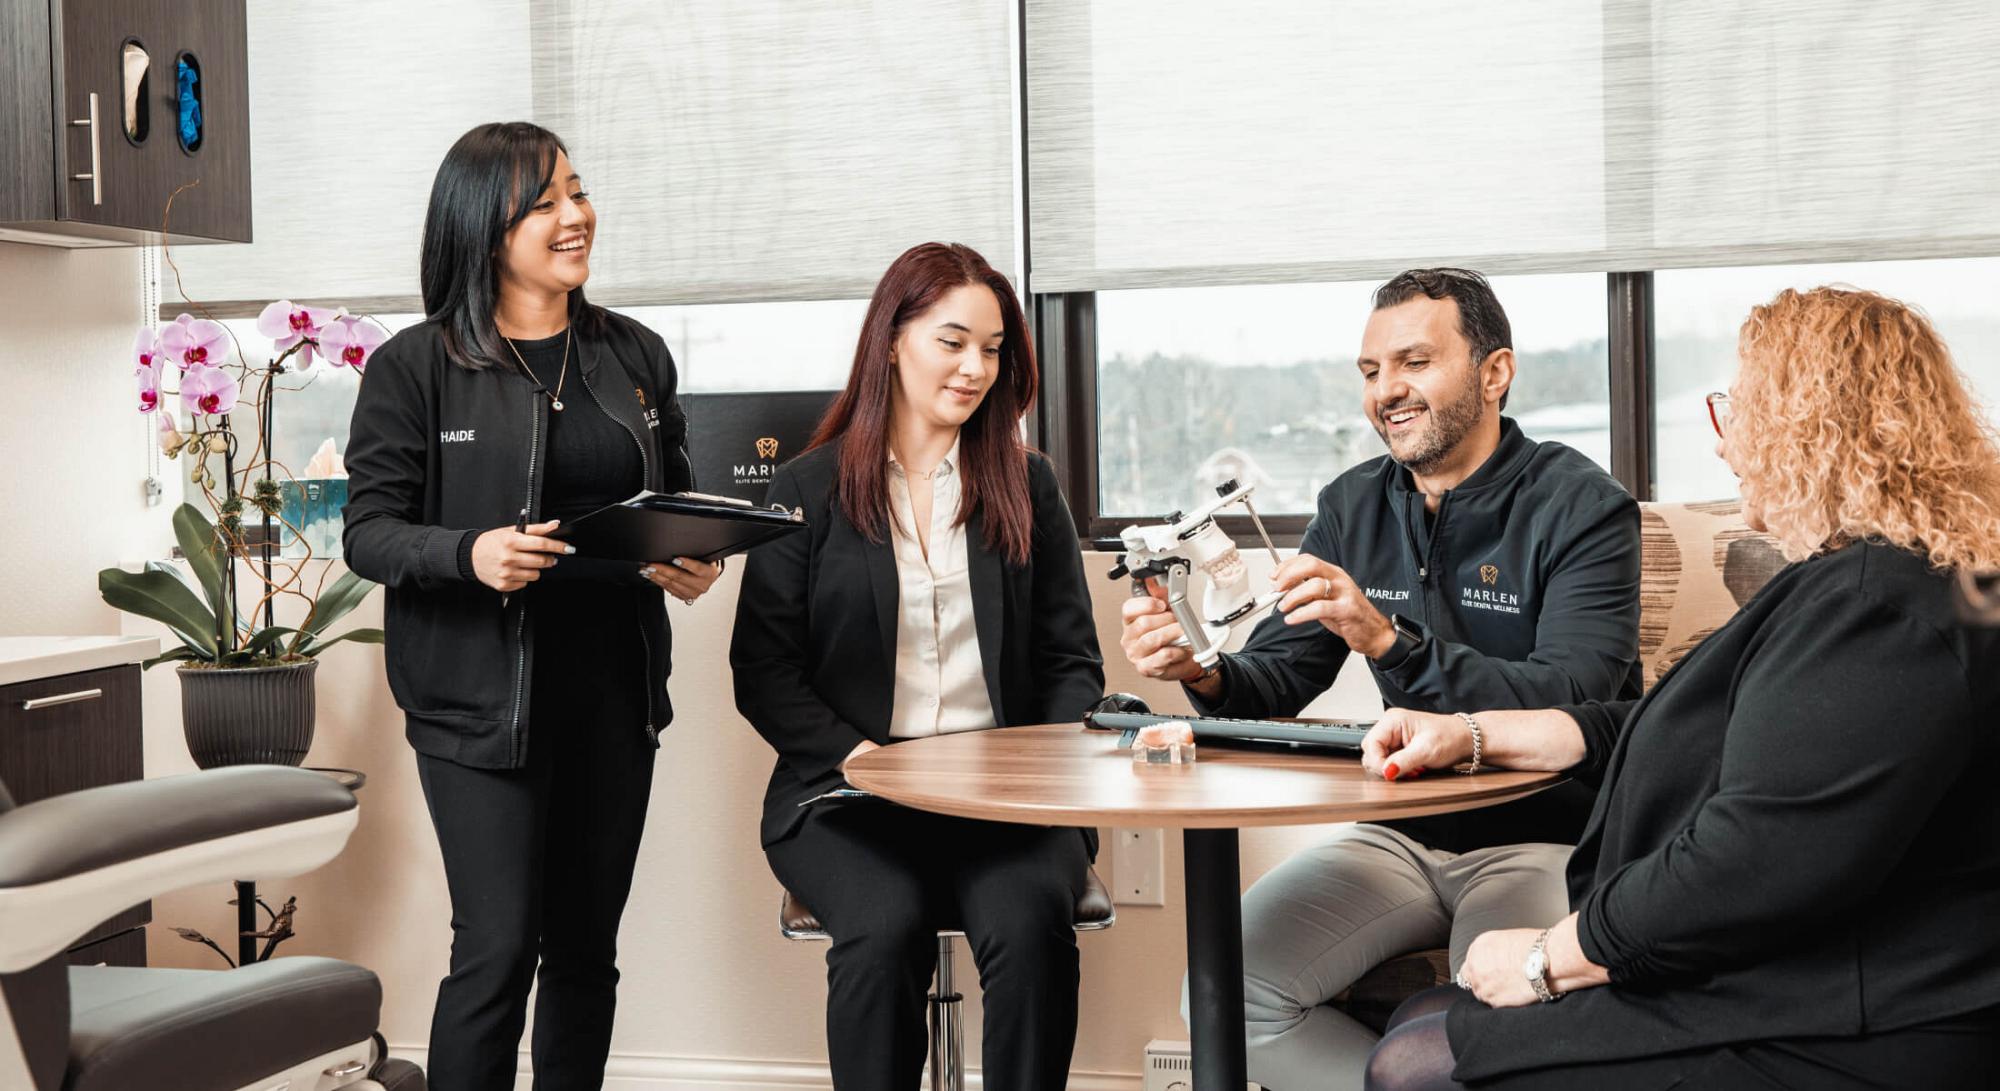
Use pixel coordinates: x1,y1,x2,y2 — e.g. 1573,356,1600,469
0,767,358,971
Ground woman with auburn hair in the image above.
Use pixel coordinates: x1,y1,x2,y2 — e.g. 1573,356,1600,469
1352,286,2000,1090
730,242,1105,1089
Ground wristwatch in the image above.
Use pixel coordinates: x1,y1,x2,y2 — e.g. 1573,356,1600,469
1376,613,1423,666
1524,928,1564,1003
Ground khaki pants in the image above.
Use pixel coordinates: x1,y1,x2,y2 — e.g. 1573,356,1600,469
1182,823,1572,1091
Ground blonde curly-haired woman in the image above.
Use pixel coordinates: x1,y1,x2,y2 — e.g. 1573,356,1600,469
1353,286,2000,1090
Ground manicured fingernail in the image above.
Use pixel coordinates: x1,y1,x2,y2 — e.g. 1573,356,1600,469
668,558,686,570
639,566,654,578
564,545,576,555
547,557,558,566
1384,762,1401,781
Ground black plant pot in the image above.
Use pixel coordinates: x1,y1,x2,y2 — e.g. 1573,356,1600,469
178,659,318,768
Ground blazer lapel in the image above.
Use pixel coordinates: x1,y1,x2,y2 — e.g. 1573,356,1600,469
966,508,1007,724
863,534,899,686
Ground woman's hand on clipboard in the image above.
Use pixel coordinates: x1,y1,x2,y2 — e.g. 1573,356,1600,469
640,556,723,605
475,517,571,594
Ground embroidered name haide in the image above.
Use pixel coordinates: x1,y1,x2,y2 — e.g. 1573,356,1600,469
440,429,476,443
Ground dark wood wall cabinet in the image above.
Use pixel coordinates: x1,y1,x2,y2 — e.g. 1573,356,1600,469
1,0,250,248
0,663,150,966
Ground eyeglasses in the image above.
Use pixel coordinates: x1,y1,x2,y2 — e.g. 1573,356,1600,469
1706,392,1731,438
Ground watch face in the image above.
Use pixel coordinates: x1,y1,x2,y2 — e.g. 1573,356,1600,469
1525,948,1547,978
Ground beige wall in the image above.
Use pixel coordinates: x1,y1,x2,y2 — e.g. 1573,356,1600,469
0,242,169,637
133,550,1382,1085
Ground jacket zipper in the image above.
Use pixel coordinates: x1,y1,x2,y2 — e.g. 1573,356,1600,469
1422,494,1450,621
508,394,542,767
575,358,660,744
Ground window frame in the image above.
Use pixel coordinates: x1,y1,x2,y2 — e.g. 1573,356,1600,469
1030,270,1659,548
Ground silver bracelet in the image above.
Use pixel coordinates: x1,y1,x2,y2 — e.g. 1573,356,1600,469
1456,712,1483,774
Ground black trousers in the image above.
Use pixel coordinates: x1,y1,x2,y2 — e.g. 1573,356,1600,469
415,646,655,1091
1366,987,2000,1091
766,799,1091,1091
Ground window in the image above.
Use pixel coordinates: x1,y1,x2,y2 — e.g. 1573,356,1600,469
1652,257,2000,502
1092,273,1609,518
613,299,867,394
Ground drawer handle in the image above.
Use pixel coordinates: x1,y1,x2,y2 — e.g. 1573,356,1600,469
21,688,104,711
325,1059,368,1078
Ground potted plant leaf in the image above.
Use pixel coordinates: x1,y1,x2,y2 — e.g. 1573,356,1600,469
100,295,388,768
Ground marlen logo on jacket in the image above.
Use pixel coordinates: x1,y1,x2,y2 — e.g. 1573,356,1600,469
756,436,780,459
1462,562,1521,614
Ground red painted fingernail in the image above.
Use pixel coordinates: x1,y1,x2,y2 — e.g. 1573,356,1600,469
1384,762,1401,781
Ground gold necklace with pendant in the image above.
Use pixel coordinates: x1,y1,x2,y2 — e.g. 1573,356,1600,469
504,327,571,411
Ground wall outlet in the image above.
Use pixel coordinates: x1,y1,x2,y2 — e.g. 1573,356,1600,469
1111,827,1165,906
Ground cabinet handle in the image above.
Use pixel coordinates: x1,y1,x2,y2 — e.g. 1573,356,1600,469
324,1060,368,1078
70,91,101,206
21,688,104,711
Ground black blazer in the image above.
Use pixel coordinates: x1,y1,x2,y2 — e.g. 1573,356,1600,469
730,443,1106,849
1448,541,2000,1081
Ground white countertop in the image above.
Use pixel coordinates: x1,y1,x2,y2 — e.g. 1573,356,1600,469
0,636,162,687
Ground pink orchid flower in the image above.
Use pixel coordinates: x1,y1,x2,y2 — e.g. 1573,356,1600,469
156,407,182,452
160,313,231,371
132,327,164,372
179,364,240,416
319,315,387,372
255,300,339,367
136,360,160,413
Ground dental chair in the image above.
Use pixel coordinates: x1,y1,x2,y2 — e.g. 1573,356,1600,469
0,765,424,1091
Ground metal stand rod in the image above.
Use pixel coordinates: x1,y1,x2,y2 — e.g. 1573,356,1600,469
929,934,964,1091
1185,828,1247,1089
235,879,257,966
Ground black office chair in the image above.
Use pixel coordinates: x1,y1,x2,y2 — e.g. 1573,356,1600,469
780,868,1116,1091
0,765,423,1091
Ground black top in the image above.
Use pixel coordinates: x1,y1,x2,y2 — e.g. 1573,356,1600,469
505,331,647,684
729,444,1107,850
1195,418,1642,851
506,331,643,525
1449,541,2000,1080
343,312,694,768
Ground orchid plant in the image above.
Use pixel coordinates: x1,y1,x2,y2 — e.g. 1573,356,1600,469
103,298,389,668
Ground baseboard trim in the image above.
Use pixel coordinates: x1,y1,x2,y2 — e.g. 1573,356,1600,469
388,1047,1142,1090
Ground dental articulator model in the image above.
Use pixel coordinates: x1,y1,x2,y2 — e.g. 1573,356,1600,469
1106,479,1286,668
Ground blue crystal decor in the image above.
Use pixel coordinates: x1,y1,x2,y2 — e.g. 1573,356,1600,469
176,55,203,151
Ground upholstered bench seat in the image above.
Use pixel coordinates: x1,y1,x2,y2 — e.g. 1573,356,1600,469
63,958,381,1091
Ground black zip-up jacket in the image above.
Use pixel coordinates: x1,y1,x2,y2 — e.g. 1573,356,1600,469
1195,418,1641,851
343,311,693,769
1450,542,2000,1079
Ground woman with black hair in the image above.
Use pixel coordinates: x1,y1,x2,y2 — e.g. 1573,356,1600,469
730,242,1106,1089
344,121,719,1090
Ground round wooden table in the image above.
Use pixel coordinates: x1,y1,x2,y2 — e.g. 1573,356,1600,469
845,723,1562,1090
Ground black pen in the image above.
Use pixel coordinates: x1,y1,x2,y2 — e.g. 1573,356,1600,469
501,506,529,607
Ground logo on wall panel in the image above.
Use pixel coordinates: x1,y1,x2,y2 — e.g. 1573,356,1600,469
1479,564,1500,586
681,391,833,505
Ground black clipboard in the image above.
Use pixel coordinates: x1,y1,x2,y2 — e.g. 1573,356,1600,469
548,490,807,564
